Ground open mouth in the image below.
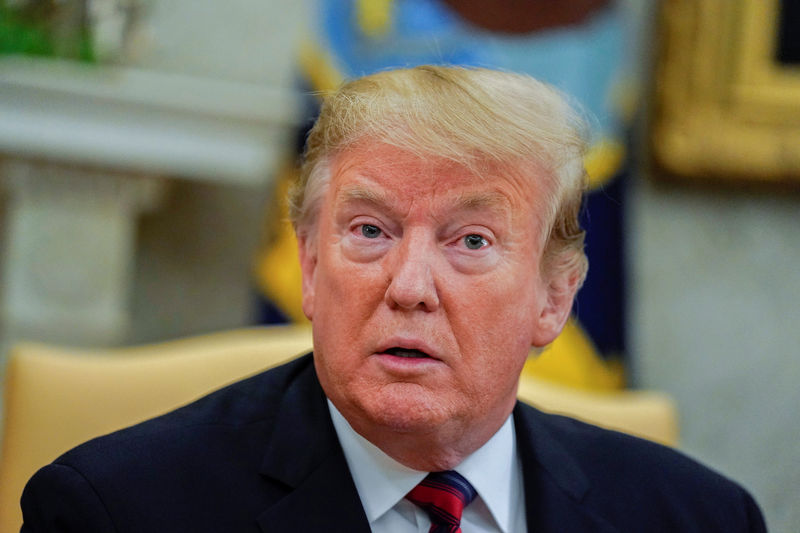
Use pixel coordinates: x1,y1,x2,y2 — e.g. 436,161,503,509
384,347,432,359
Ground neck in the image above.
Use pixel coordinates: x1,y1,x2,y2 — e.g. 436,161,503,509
345,401,514,472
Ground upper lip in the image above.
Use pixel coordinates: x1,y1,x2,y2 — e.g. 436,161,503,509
375,338,442,360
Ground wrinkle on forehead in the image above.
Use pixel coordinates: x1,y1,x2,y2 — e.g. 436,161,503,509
329,142,548,230
338,186,512,210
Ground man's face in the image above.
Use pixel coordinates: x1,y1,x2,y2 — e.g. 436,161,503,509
299,142,569,456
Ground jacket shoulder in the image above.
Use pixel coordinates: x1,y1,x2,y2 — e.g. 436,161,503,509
515,402,766,532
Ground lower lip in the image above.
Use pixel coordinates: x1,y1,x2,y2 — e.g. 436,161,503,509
373,352,443,373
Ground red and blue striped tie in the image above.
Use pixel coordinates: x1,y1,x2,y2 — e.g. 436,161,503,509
406,470,477,533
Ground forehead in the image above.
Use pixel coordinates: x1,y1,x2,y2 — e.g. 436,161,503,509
326,143,540,218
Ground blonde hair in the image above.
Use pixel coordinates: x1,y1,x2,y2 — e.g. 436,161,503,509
290,65,588,286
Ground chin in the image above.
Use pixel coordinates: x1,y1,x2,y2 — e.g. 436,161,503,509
351,383,458,434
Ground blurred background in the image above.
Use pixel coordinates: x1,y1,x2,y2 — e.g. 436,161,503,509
1,0,798,531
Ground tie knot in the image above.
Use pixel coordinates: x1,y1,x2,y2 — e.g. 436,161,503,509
406,470,477,533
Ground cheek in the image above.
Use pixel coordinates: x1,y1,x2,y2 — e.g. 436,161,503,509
312,246,387,348
447,272,539,366
461,267,539,322
317,251,386,313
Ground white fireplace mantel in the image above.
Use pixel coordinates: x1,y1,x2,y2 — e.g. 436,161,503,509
0,56,301,348
0,56,300,185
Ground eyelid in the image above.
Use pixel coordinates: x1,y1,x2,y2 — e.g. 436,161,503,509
465,234,488,245
349,217,392,239
461,235,489,252
353,221,379,233
449,227,494,248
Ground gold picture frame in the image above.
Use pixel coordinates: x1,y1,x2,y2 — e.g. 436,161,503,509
650,0,800,183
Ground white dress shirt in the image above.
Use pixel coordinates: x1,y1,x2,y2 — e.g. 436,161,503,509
328,401,527,533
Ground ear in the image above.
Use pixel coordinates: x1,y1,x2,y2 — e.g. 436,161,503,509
530,269,580,348
297,232,318,320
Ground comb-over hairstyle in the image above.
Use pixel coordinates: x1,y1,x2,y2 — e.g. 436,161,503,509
290,65,589,286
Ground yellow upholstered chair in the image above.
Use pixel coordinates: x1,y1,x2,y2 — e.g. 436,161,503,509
515,378,678,447
0,326,678,532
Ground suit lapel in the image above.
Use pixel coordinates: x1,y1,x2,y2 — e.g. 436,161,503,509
256,454,370,532
256,356,371,533
514,403,621,533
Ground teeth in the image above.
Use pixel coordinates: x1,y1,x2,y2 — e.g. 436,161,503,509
386,348,429,358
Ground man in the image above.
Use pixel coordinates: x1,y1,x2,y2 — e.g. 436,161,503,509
21,66,765,532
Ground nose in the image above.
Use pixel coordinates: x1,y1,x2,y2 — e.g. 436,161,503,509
384,235,440,312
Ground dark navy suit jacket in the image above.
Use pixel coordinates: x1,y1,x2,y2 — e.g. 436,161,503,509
21,353,766,532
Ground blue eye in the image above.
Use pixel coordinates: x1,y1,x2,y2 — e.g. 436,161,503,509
361,224,382,238
464,234,487,250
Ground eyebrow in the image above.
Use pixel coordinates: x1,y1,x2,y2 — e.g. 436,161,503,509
338,186,389,207
452,191,512,215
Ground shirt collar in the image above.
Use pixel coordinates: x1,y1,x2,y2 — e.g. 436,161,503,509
328,400,521,532
456,414,521,532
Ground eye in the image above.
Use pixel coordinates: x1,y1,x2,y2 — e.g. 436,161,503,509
360,224,382,239
463,234,488,250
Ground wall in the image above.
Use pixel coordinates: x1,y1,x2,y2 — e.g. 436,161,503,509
129,180,270,343
628,176,800,532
